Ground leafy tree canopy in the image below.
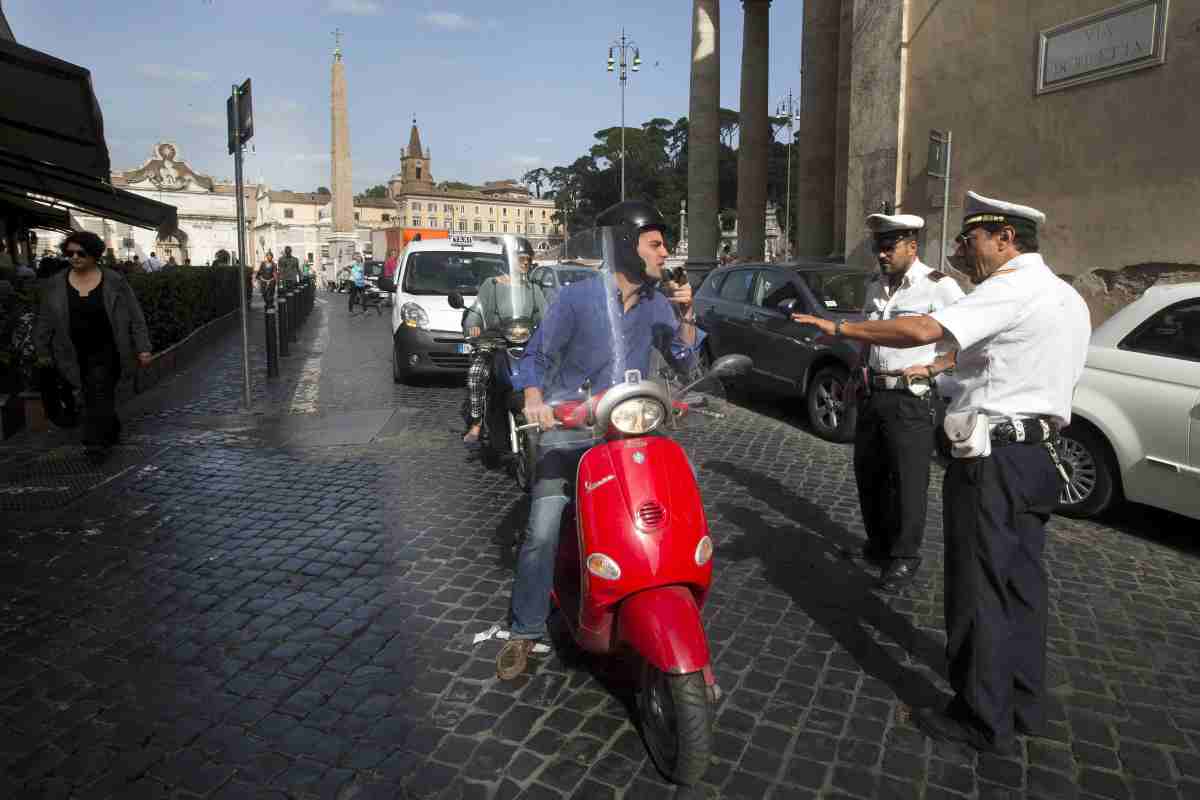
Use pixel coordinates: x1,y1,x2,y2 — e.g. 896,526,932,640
358,184,390,199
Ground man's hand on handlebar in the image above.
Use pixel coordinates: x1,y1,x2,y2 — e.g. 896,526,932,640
468,326,481,338
522,388,558,431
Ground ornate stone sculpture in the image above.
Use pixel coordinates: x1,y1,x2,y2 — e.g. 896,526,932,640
123,143,215,191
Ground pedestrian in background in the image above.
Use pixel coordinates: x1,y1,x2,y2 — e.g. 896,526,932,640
384,248,399,281
145,251,162,273
793,191,1090,754
279,246,301,290
256,251,277,308
34,231,152,464
850,213,963,590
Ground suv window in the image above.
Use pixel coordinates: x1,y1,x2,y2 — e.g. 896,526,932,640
1120,299,1200,361
717,270,755,304
797,270,869,312
698,271,726,297
754,270,798,309
402,251,506,296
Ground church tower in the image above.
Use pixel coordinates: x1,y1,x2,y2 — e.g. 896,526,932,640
396,119,433,194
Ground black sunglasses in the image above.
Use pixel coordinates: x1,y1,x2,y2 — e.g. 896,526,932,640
64,249,89,258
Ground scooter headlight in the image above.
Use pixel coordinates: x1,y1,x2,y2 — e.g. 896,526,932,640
694,536,713,567
586,553,622,581
400,302,430,329
504,322,532,344
610,397,666,435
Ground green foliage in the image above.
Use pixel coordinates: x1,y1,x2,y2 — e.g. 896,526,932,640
126,266,242,355
358,184,390,199
316,186,331,195
437,181,477,192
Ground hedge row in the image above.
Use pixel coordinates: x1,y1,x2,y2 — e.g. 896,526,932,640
1,266,244,396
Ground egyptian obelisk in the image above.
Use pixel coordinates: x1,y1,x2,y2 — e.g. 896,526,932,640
328,29,356,282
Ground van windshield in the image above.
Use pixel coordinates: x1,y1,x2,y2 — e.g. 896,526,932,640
402,251,507,296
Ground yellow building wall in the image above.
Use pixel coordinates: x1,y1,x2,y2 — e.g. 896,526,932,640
901,0,1200,274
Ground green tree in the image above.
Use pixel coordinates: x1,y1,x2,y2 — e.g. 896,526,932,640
316,186,331,195
436,181,477,191
359,184,389,199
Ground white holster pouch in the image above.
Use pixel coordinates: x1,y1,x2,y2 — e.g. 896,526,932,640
943,411,991,459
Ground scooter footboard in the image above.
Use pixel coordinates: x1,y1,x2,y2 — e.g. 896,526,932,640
616,586,711,675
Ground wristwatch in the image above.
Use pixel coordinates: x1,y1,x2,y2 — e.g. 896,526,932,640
834,319,847,337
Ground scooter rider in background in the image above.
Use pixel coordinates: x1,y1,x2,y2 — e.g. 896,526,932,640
348,255,366,311
495,200,702,680
462,237,547,444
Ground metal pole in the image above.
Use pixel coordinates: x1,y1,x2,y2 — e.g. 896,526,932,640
939,131,953,270
620,40,626,203
232,84,252,409
784,90,794,259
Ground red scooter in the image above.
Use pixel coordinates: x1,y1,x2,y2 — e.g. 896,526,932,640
530,353,751,785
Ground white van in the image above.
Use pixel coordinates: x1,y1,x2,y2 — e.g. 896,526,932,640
381,235,507,383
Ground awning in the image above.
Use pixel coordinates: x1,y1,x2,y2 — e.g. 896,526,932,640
0,150,177,235
0,36,177,235
0,189,72,233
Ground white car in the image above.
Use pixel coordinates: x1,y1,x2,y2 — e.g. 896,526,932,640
378,236,507,383
1057,282,1200,520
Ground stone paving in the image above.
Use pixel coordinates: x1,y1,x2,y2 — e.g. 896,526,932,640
1,289,1199,799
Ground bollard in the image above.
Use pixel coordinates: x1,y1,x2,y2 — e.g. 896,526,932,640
287,289,298,342
265,307,279,378
277,296,290,357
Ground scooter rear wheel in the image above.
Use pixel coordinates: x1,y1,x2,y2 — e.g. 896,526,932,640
513,420,536,493
638,663,712,786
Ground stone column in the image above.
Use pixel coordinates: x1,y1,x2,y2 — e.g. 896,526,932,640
736,0,771,261
686,0,720,274
330,48,354,234
794,0,842,257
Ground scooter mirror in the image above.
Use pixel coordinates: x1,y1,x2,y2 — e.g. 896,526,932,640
447,291,465,309
709,353,753,378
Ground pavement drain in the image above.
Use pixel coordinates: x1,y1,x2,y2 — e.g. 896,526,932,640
0,444,153,512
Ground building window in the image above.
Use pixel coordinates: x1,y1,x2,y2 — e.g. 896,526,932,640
283,208,294,219
458,220,466,231
416,167,422,180
473,221,481,232
542,210,547,218
502,208,507,216
459,206,465,213
443,204,451,213
354,212,360,221
542,224,547,234
488,207,494,215
413,202,421,211
382,214,391,221
430,218,438,228
489,222,495,232
474,206,479,214
527,209,533,218
414,218,421,227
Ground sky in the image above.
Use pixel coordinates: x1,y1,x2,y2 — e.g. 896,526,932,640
4,0,804,195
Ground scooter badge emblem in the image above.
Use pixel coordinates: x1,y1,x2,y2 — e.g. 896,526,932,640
584,475,615,492
632,452,646,464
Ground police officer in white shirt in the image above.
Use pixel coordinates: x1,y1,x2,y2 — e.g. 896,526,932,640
793,191,1091,753
853,213,964,591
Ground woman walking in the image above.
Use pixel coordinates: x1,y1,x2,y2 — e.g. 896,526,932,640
34,231,152,464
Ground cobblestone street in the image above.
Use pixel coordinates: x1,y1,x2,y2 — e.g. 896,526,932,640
2,291,1198,800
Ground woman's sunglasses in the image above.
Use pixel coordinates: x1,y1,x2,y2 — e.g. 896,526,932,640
64,249,88,258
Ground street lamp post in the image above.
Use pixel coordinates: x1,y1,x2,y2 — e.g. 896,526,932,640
607,29,641,202
776,88,800,260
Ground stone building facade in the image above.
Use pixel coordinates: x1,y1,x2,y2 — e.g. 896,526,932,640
795,0,1200,275
253,191,397,262
386,123,561,252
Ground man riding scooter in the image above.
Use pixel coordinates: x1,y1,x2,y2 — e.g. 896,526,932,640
462,237,547,444
495,200,701,680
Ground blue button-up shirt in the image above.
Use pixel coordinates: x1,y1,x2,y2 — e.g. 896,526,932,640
514,272,703,401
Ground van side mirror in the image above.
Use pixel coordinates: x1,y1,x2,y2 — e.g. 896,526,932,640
447,291,465,309
377,277,396,293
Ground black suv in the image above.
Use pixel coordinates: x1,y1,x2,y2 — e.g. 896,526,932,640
694,259,872,442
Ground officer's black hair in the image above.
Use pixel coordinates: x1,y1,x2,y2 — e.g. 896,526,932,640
979,222,1039,253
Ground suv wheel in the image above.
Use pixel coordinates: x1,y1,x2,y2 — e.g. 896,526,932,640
1055,424,1118,518
807,365,857,443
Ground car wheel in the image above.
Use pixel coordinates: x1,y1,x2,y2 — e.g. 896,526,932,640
806,365,857,443
1055,424,1118,518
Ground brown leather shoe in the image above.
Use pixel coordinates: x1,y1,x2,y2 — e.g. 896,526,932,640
496,639,536,680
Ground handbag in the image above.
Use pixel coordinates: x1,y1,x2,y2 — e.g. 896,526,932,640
37,365,78,427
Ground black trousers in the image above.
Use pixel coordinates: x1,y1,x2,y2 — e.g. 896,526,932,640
943,443,1060,741
853,389,936,561
79,353,121,449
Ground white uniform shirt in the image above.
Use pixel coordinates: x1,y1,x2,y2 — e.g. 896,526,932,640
930,253,1091,427
865,258,964,373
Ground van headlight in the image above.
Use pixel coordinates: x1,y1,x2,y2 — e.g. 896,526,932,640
610,397,666,434
400,302,429,329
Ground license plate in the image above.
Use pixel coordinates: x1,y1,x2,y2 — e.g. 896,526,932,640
457,343,471,354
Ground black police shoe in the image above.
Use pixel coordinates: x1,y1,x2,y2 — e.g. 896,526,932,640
878,558,922,591
913,707,1015,755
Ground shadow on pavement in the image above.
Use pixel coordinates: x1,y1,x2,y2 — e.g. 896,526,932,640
1079,501,1200,557
706,459,949,709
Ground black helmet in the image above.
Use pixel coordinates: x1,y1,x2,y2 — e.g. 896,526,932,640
514,237,534,259
596,200,667,237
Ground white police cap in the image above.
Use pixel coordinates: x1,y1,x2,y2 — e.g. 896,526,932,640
962,190,1046,230
865,213,925,235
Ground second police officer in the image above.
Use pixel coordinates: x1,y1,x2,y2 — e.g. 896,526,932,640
853,213,963,591
794,191,1091,753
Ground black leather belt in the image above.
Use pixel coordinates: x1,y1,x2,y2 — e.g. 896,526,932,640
990,417,1059,446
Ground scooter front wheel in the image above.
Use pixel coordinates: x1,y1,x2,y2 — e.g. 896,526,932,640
638,663,712,786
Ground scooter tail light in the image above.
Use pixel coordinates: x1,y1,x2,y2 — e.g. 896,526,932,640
694,536,714,567
586,553,622,581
